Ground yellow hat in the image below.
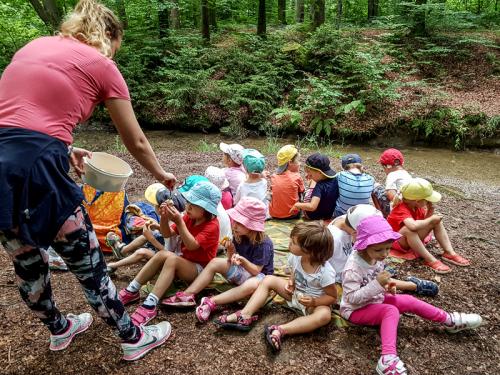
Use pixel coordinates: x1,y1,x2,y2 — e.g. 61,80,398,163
401,178,441,203
144,183,165,205
277,145,298,166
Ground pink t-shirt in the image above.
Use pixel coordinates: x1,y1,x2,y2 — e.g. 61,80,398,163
0,36,130,145
224,166,246,197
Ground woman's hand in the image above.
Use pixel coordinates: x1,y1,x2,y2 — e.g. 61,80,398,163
160,172,177,190
376,271,392,287
69,147,92,178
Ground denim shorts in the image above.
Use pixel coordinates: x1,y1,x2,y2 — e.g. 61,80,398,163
226,265,264,285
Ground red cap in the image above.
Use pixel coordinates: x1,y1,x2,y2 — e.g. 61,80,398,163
379,148,404,166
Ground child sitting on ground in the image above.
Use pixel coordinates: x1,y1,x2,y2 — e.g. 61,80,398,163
330,204,438,296
333,153,375,218
291,153,339,220
234,149,268,206
269,145,305,219
220,142,245,200
205,166,233,210
162,197,274,324
215,221,336,353
372,148,412,217
118,181,221,325
387,178,470,274
105,183,185,274
341,215,482,375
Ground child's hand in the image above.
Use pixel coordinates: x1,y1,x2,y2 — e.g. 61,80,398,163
142,223,154,242
385,279,397,295
289,203,300,214
231,254,243,265
284,277,295,294
376,271,392,287
163,204,182,224
431,214,443,224
298,294,316,307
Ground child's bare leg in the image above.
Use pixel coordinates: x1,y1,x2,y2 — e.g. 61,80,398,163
151,255,199,299
108,248,155,270
121,235,148,255
212,277,261,305
134,250,172,284
278,305,332,335
232,276,288,320
393,279,417,292
185,258,230,295
433,221,456,255
398,227,436,263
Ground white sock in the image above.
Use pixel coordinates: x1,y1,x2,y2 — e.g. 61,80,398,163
382,354,397,363
444,312,453,326
126,279,141,293
143,293,159,308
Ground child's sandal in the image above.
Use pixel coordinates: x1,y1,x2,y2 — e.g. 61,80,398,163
214,310,258,331
423,260,451,274
264,325,284,353
441,253,470,266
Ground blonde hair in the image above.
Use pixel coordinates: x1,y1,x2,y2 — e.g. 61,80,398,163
234,230,266,246
59,0,123,58
343,162,364,171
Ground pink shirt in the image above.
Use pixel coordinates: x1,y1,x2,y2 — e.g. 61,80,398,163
340,251,386,319
224,166,246,196
0,36,130,145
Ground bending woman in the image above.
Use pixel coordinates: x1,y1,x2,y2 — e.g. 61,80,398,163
0,0,174,362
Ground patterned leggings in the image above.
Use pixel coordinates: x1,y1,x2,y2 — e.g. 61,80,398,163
0,205,138,341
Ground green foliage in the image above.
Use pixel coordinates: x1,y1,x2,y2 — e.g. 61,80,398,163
196,139,219,152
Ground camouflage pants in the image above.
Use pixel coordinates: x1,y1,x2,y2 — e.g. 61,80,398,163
0,205,138,341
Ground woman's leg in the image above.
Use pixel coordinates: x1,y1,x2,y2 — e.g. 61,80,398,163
278,305,332,335
212,277,261,305
184,258,231,295
51,205,138,341
349,303,400,356
150,255,200,300
108,248,155,270
383,294,448,323
0,230,68,335
398,226,436,263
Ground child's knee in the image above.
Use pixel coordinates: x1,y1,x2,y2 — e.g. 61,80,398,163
315,308,332,325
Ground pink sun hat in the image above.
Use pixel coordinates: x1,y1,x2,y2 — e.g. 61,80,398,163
226,197,266,232
354,216,401,251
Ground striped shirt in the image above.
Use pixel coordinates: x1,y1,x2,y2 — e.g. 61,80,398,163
333,171,375,217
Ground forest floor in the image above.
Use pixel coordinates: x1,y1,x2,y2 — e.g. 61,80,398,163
0,147,499,375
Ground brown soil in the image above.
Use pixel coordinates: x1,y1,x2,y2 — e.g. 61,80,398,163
0,149,499,374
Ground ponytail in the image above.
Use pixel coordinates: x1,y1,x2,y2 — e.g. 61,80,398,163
59,0,123,58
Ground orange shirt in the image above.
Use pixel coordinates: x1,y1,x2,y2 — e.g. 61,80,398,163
269,171,305,219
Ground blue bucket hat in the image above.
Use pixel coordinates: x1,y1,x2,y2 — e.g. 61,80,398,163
242,149,266,173
181,181,221,216
178,175,209,193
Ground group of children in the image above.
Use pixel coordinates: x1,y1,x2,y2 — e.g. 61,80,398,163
105,143,481,375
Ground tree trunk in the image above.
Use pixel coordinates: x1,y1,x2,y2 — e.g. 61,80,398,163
192,0,199,27
336,0,343,29
158,0,170,38
296,0,304,22
170,0,180,29
115,0,128,29
412,0,427,36
257,0,266,37
201,0,210,41
28,0,63,31
368,0,375,20
209,0,217,30
311,0,325,29
278,0,287,25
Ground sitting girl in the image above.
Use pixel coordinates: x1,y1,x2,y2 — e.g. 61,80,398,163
162,197,274,323
215,221,337,353
387,178,470,273
118,181,221,325
341,215,482,375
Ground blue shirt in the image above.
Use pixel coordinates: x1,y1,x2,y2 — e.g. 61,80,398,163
235,236,274,275
334,171,374,217
306,177,339,220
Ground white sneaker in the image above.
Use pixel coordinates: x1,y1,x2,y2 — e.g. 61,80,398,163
121,321,172,361
376,355,408,375
445,312,482,333
49,313,93,351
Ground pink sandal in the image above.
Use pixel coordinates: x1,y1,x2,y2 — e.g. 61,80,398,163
264,325,285,353
214,310,258,331
423,260,451,274
441,253,470,266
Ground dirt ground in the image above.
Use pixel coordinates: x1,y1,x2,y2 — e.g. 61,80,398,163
0,145,499,375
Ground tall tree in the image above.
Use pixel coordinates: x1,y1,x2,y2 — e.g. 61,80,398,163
158,0,170,38
257,0,266,37
115,0,128,29
311,0,325,29
209,0,217,30
412,0,427,36
278,0,287,24
336,0,343,29
296,0,304,22
170,0,180,29
368,0,376,20
28,0,63,31
201,0,210,40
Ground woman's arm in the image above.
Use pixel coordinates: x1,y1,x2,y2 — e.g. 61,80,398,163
105,98,176,188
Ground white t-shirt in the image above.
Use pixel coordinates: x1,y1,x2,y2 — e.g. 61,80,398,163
326,221,353,283
217,203,232,243
288,254,336,298
233,179,268,206
385,169,412,192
